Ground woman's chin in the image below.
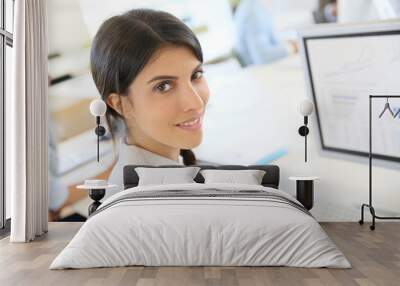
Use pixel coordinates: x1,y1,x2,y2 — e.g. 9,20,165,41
175,132,203,149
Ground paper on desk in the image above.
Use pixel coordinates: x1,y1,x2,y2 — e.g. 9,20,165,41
194,65,290,165
57,129,113,176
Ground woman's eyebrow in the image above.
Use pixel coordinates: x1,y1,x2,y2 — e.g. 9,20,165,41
147,63,203,84
147,75,177,84
193,63,203,71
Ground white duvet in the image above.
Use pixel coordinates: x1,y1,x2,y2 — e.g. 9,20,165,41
50,183,351,269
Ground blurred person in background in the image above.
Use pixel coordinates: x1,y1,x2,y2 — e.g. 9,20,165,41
233,0,299,66
313,0,337,23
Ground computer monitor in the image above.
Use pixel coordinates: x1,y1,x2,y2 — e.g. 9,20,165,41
299,20,400,162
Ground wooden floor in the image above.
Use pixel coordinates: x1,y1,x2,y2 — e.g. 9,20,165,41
0,222,399,286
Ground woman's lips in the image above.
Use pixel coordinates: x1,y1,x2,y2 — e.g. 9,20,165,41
175,115,203,131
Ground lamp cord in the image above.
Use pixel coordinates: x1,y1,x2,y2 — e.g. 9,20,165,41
305,133,307,162
97,125,99,162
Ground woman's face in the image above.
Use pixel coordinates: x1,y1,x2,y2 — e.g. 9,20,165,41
121,45,209,150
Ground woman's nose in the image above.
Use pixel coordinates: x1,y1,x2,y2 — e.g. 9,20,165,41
179,83,204,112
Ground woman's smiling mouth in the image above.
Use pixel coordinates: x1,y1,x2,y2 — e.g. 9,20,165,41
175,115,203,131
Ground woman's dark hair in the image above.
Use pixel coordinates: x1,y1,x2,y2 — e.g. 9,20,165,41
90,9,203,165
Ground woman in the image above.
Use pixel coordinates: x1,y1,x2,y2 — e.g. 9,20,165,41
90,8,209,195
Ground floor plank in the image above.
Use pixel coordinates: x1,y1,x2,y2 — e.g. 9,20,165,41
0,222,399,286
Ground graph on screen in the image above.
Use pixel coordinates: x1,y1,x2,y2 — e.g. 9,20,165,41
302,25,400,161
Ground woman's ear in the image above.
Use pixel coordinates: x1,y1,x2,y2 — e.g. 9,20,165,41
106,93,123,116
106,93,135,119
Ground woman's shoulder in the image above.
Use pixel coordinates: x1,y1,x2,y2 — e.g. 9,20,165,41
107,159,124,190
108,139,184,183
119,139,184,165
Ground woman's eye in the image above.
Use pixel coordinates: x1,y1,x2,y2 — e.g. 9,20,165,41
155,81,172,93
192,70,204,80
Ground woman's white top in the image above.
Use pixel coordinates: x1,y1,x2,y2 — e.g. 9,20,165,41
106,137,184,199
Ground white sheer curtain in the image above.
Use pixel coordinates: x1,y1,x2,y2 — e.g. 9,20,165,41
8,0,49,242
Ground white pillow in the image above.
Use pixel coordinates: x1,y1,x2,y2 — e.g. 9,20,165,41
135,167,201,186
200,169,266,185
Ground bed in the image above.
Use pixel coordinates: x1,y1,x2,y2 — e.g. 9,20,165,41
50,165,351,269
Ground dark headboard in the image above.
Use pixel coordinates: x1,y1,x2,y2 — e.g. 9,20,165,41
123,165,280,190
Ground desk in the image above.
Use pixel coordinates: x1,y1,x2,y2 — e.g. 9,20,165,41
194,55,304,165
